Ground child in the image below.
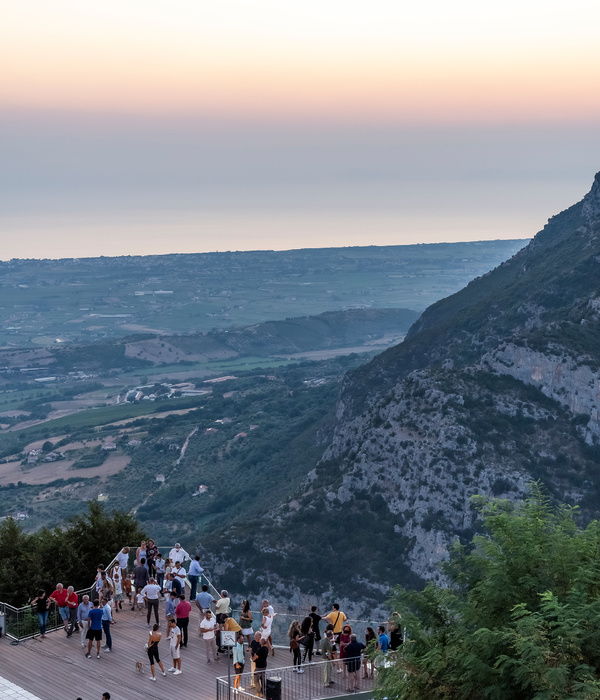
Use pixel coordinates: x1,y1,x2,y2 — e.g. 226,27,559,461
123,574,133,603
136,587,145,614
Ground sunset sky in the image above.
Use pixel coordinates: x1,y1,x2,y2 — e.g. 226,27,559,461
2,0,600,258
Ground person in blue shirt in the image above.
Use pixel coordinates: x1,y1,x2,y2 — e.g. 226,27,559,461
195,584,216,613
165,590,177,622
101,598,115,653
85,600,104,658
377,625,390,653
187,555,204,601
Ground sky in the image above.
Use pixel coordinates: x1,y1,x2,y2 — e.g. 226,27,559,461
2,0,600,259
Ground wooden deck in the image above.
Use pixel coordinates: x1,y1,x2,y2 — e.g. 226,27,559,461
0,601,285,700
0,600,377,700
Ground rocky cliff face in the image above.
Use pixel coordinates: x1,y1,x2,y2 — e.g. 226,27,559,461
314,171,600,586
207,173,600,609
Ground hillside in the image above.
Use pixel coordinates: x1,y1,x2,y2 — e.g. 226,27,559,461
201,172,600,611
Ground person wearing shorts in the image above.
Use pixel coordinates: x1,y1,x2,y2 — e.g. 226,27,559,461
85,600,104,658
147,624,166,680
167,619,182,675
233,633,245,689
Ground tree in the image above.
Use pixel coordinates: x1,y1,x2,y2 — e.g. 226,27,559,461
377,485,600,700
0,502,146,606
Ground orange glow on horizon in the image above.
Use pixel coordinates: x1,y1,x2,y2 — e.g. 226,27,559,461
2,0,600,124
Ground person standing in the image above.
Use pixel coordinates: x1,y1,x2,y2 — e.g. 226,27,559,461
165,590,177,623
110,563,123,612
49,583,69,634
101,597,115,653
309,606,322,654
261,599,275,653
171,561,187,598
249,631,262,689
168,543,189,566
146,539,159,577
77,595,92,647
31,589,49,639
85,599,104,659
136,541,148,568
321,630,334,687
175,594,191,647
364,627,377,679
154,553,165,592
253,638,270,696
240,599,253,645
66,586,79,637
167,618,182,674
378,625,390,652
132,558,149,609
147,623,167,680
115,546,129,572
343,634,366,692
288,620,303,673
233,632,246,690
141,577,162,626
324,603,347,639
187,555,204,601
195,584,215,614
199,610,218,664
300,614,314,663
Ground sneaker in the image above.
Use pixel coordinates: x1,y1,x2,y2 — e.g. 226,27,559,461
103,648,111,653
162,672,167,676
297,669,304,674
292,668,297,673
97,654,101,659
150,677,156,682
173,669,182,675
81,643,85,648
85,653,91,659
168,667,176,672
337,669,343,673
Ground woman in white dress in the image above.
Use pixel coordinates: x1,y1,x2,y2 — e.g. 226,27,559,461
260,607,273,649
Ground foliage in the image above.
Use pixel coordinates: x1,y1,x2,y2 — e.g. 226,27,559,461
376,486,600,700
0,501,146,606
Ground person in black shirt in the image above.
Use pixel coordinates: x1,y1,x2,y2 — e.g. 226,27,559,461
343,635,366,692
389,613,403,650
300,615,314,663
253,638,269,696
31,589,50,638
309,606,322,654
249,631,262,689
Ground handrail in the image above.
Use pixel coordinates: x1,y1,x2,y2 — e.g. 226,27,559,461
216,656,376,700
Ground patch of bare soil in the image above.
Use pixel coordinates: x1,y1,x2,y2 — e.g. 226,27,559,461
0,453,131,486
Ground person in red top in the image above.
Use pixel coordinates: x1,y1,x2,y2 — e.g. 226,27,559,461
66,586,79,637
175,594,192,648
49,583,70,633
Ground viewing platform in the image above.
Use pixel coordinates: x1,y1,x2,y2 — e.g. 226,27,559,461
0,547,382,700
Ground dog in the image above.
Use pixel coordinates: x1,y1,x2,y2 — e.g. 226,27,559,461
135,660,145,674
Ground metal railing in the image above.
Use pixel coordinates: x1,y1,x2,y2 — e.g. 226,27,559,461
2,582,95,642
216,657,375,700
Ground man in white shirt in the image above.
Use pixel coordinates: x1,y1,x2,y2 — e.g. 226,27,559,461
141,578,162,626
172,562,187,598
168,544,189,565
199,610,219,664
115,547,130,572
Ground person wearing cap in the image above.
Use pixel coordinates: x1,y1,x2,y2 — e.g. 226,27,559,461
168,544,189,565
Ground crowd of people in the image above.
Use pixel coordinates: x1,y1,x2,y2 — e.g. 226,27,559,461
30,540,399,695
